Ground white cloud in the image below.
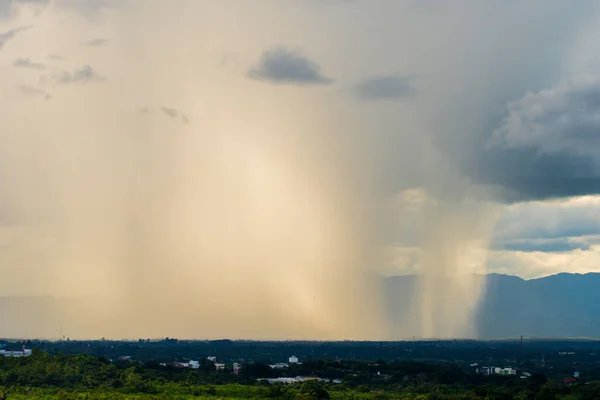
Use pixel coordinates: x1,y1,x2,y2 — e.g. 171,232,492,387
496,195,600,242
382,193,600,278
489,246,600,279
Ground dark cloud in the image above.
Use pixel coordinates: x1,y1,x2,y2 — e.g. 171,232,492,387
474,76,600,202
47,54,63,61
17,85,51,100
53,65,104,85
13,57,46,70
0,26,29,49
84,38,108,47
248,46,333,86
476,147,600,202
354,75,415,102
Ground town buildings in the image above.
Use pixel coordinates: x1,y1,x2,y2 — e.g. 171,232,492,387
0,348,32,357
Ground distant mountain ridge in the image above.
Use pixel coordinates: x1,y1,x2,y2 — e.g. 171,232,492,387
385,272,600,339
477,272,600,338
2,273,600,339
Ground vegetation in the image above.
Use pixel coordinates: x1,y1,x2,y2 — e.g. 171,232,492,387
0,347,600,399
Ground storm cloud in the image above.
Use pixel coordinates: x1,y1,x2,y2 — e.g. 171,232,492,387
477,77,600,202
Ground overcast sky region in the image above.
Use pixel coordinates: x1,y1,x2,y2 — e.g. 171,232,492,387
1,0,600,340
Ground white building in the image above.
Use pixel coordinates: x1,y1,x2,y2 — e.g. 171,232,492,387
0,349,32,357
494,368,517,376
207,356,216,362
289,355,299,364
182,360,200,369
476,366,516,376
214,363,225,371
261,377,300,384
269,363,289,369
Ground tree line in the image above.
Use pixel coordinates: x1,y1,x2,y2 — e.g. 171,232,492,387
0,348,599,399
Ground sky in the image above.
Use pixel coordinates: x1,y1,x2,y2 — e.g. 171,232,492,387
1,0,600,339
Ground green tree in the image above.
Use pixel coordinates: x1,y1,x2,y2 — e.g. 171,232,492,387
534,380,558,400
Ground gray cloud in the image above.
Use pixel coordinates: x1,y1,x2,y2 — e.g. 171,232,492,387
84,38,108,47
160,106,189,124
1,0,47,19
2,0,114,22
475,76,600,202
493,238,590,253
160,106,178,118
492,77,600,155
354,75,415,102
62,0,114,16
13,57,46,70
17,85,51,100
0,26,29,49
14,0,49,5
54,65,104,85
140,106,189,124
248,46,333,85
47,54,63,61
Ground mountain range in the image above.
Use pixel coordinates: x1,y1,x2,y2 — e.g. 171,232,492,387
385,272,600,339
